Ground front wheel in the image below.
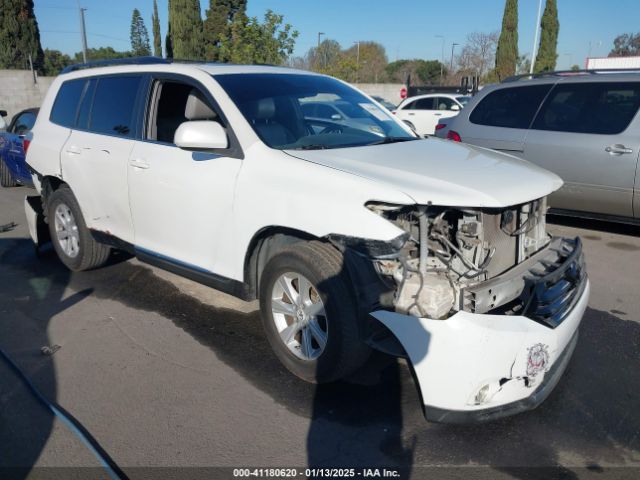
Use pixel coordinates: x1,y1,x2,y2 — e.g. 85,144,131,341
47,185,111,271
259,241,370,383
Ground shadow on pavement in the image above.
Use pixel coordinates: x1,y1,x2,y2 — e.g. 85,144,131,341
0,238,89,475
1,237,639,474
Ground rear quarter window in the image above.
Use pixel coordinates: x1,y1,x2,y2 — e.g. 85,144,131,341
469,84,552,129
89,76,142,138
531,82,640,134
50,79,86,127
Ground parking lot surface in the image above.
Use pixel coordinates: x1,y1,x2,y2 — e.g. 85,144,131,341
1,185,639,478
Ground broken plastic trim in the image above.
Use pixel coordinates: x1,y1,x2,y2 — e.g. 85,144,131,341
327,232,409,258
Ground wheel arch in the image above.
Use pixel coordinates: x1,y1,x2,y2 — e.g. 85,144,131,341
243,226,320,299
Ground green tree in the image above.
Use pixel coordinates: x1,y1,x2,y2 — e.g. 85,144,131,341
386,59,446,84
219,9,298,65
609,33,640,57
534,0,559,72
151,0,162,57
73,47,132,63
342,41,387,83
42,49,72,76
495,0,518,80
203,0,247,61
168,0,204,60
308,38,342,72
0,0,44,71
130,8,151,56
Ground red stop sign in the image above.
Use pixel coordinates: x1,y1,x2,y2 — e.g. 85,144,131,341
400,87,407,99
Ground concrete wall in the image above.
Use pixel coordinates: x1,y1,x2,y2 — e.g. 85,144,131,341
0,70,55,122
352,83,405,105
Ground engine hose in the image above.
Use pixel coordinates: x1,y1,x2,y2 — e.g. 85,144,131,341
0,347,127,480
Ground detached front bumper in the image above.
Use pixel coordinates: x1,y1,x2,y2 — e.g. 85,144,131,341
371,237,589,423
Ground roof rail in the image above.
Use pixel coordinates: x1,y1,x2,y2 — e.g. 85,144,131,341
61,56,171,74
502,68,640,83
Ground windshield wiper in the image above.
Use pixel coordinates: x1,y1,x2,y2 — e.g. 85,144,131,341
294,144,330,150
367,137,419,146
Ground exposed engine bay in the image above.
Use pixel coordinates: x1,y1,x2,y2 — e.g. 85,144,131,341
368,198,550,319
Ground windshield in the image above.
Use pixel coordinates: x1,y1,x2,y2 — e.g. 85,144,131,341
214,73,416,150
456,96,471,106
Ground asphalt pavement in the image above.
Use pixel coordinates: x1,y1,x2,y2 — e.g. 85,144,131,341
0,185,639,479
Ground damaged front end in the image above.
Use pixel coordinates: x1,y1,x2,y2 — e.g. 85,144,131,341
358,198,589,422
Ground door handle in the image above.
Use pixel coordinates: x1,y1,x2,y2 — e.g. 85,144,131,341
65,145,81,155
129,157,150,169
434,113,443,116
408,112,415,116
605,144,633,155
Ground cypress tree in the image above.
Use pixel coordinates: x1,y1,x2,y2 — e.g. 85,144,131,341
130,8,151,56
152,0,162,57
168,0,205,60
204,0,247,61
495,0,518,80
0,0,44,71
534,0,559,72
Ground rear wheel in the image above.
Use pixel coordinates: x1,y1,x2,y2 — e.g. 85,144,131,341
0,159,17,187
259,241,370,383
47,185,110,271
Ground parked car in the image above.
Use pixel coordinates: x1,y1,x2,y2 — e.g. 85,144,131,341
0,110,7,131
437,72,640,223
25,59,588,422
371,95,397,111
0,108,38,187
395,93,470,136
300,99,385,136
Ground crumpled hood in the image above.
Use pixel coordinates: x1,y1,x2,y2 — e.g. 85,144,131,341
285,138,563,208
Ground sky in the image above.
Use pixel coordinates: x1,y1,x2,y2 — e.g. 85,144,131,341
35,0,640,70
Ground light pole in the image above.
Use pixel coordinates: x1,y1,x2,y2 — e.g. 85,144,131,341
354,41,360,83
435,35,445,85
317,32,325,68
529,0,543,74
450,42,459,72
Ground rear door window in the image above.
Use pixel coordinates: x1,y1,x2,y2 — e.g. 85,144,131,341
89,76,142,138
470,84,552,129
414,98,436,110
50,79,85,127
531,82,640,134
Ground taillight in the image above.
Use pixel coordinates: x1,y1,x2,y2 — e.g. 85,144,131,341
447,130,462,142
435,124,446,131
23,138,31,153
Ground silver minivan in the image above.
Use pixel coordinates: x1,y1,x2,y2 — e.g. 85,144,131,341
436,72,640,223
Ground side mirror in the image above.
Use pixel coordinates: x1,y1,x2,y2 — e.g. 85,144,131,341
450,104,461,112
331,113,342,121
174,121,228,151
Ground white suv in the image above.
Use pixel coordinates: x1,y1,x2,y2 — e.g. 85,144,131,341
25,59,589,422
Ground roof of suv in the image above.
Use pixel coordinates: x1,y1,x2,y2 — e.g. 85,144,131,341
58,60,317,80
498,70,640,86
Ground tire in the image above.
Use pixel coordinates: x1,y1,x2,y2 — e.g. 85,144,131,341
0,159,17,187
47,185,110,271
259,240,370,383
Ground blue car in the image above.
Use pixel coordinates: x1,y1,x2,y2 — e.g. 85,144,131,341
0,108,38,187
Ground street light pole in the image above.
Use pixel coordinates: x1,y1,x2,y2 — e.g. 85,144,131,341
317,32,325,69
355,41,360,83
529,0,543,74
436,35,445,85
450,42,459,72
79,7,88,63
